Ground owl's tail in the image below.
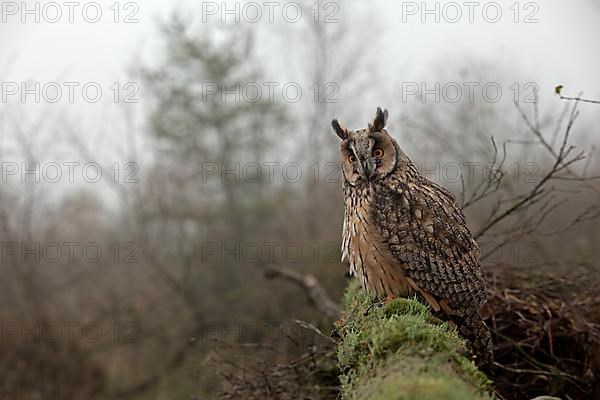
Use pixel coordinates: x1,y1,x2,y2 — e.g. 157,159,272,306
456,309,493,369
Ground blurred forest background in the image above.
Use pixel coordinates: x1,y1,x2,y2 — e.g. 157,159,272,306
1,1,600,399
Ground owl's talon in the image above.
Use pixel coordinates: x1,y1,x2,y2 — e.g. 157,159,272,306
363,301,381,316
363,296,394,316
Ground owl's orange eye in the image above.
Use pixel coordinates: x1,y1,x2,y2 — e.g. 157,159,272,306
348,154,356,163
373,148,384,158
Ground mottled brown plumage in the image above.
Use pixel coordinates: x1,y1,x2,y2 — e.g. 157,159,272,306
333,107,492,366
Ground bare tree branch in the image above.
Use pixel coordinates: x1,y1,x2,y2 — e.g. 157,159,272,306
263,264,341,320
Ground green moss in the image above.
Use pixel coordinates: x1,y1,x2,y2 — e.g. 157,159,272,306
337,281,491,399
350,356,486,400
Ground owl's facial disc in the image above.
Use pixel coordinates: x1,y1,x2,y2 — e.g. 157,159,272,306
341,131,396,185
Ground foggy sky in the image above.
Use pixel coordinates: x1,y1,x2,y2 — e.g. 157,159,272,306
1,0,599,149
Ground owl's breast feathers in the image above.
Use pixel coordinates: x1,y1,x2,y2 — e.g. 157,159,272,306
342,185,414,298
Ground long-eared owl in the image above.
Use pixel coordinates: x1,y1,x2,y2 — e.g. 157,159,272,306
332,107,492,366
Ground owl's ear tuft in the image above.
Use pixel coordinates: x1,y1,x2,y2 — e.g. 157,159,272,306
332,119,349,140
368,107,389,132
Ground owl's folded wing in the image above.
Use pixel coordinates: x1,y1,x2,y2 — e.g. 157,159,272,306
374,180,487,310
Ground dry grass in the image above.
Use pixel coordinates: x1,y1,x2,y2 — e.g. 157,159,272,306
486,263,600,400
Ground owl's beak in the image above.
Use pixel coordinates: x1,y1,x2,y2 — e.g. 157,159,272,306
361,157,375,180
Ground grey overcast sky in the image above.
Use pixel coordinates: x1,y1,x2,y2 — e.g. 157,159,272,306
1,0,599,135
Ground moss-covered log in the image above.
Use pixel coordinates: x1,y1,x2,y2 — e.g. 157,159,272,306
336,281,491,400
